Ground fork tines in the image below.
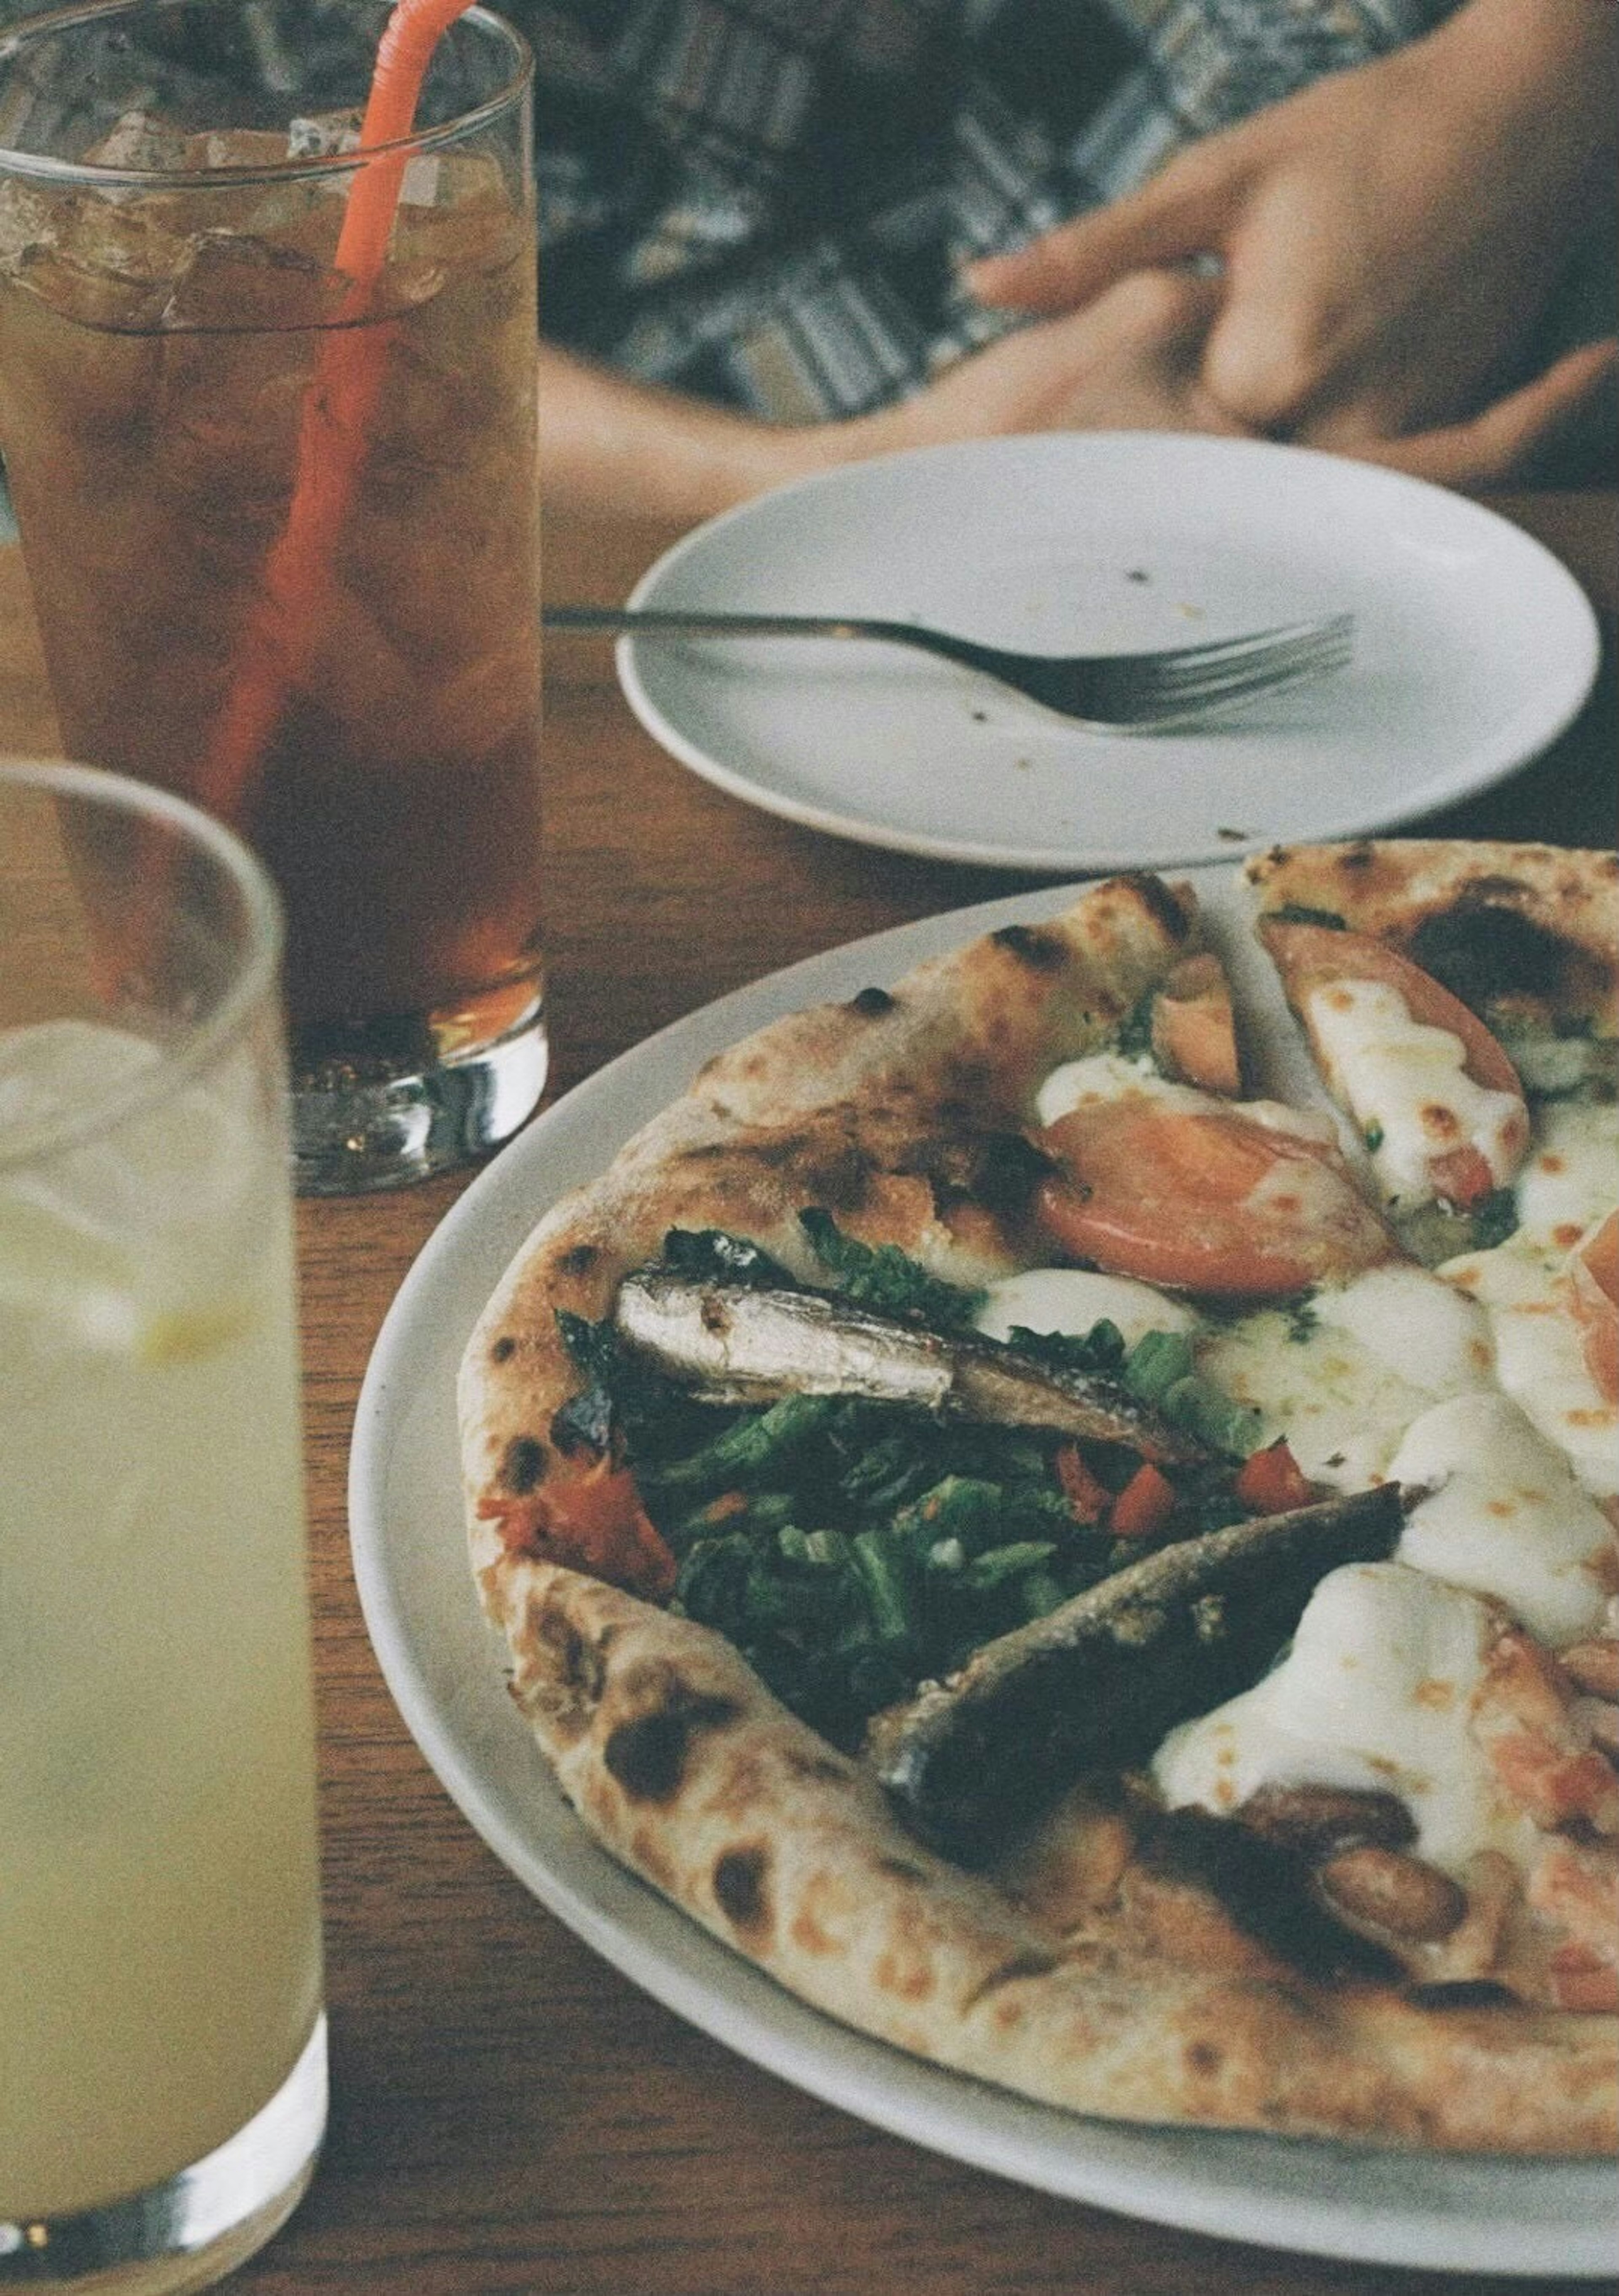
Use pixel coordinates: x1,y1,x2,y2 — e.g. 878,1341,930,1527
1095,613,1356,729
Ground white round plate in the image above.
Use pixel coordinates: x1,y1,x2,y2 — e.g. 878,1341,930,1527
350,869,1616,2277
615,434,1599,873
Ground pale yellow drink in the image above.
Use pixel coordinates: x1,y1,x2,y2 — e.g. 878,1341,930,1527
0,1018,323,2220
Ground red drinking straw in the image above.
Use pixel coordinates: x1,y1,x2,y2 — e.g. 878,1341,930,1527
194,0,477,820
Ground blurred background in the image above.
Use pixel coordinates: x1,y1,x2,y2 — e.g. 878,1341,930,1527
0,0,37,540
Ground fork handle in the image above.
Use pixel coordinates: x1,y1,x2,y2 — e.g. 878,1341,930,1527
544,605,901,643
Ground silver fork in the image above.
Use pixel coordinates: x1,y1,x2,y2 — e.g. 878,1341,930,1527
543,604,1355,729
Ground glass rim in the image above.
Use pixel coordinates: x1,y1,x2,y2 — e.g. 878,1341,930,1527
0,757,286,1174
0,0,533,190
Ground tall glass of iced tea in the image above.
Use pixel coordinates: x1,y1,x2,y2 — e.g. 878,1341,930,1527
0,758,324,2289
0,0,543,1193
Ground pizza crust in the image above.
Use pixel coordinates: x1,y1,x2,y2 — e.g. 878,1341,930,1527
459,855,1619,2155
498,1554,1617,2151
1246,841,1619,1028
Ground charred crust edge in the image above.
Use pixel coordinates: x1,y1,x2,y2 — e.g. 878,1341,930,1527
1117,869,1194,944
712,1843,772,1935
603,1689,743,1803
990,923,1069,971
500,1434,548,1494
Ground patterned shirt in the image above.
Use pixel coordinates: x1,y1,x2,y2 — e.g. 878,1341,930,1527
2,0,1605,426
512,0,1468,419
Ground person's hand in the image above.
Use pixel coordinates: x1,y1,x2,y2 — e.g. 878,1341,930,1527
855,259,1614,491
965,0,1618,474
873,269,1247,450
530,277,1245,530
535,248,1612,530
1342,339,1618,490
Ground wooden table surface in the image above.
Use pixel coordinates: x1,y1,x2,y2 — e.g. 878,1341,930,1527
1,491,1614,2296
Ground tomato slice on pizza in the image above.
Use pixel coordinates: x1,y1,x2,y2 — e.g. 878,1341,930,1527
1144,950,1243,1094
1031,1052,1394,1297
1258,915,1530,1215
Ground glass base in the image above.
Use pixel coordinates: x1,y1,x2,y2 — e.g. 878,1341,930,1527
0,2015,325,2291
291,995,549,1195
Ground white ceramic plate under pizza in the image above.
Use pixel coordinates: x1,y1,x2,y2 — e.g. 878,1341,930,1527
613,434,1598,874
350,869,1616,2277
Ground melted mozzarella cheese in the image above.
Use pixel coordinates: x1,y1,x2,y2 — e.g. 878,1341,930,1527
1128,1054,1616,1876
1302,977,1523,1211
1035,1052,1196,1127
1443,1235,1618,1501
1035,1052,1336,1148
1197,1265,1492,1492
974,1267,1197,1350
1314,1263,1496,1398
1152,1563,1529,1873
1391,1393,1615,1645
1513,1095,1619,1253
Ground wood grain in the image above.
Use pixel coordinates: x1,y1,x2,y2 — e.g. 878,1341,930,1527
1,492,1612,2296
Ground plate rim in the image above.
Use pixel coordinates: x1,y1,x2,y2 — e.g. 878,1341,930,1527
349,861,1618,2277
613,432,1600,874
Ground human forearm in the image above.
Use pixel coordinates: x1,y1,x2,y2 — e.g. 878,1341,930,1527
538,328,1183,530
532,277,1248,526
534,343,862,524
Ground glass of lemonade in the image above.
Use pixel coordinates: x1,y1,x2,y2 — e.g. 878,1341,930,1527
0,0,544,1195
0,759,325,2288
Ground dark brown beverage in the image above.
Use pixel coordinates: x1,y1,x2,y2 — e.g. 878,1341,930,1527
0,169,541,1038
0,0,544,1190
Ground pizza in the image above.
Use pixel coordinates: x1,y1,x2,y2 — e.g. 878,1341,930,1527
458,842,1619,2154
